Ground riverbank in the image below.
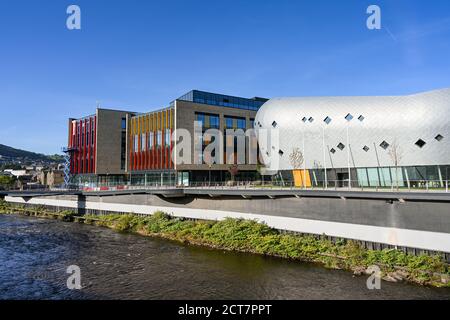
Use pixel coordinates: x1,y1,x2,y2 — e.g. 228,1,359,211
1,200,449,288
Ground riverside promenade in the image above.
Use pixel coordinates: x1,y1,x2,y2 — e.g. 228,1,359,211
2,184,450,260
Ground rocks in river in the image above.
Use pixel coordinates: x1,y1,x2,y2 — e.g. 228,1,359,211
382,275,398,283
440,274,449,285
352,266,366,276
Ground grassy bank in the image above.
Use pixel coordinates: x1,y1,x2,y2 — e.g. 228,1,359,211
1,199,449,288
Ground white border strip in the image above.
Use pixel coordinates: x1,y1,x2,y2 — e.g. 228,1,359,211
5,196,450,253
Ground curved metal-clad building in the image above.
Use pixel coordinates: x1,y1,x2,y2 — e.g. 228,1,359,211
255,88,450,187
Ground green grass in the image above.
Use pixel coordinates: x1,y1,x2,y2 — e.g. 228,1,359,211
1,199,449,287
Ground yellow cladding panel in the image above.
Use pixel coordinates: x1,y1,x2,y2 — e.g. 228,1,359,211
166,110,169,128
158,112,161,130
139,117,142,135
293,169,312,187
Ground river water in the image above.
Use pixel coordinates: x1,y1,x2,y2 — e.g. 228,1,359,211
0,214,449,300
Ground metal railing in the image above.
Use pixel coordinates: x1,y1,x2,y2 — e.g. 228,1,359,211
69,179,450,193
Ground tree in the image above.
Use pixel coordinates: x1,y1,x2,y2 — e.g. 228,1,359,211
289,148,304,170
0,175,16,190
289,148,305,186
228,164,239,183
388,139,404,190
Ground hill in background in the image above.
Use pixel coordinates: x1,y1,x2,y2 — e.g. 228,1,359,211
0,144,64,164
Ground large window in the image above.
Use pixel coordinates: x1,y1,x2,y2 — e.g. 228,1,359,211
209,115,219,129
148,132,154,149
157,130,162,147
195,112,219,129
141,134,146,151
134,135,138,152
225,117,233,129
237,118,246,129
165,129,171,146
120,131,126,170
225,116,246,129
196,113,205,126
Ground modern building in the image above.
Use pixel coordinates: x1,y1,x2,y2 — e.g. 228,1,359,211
254,88,450,188
68,108,136,186
68,90,268,187
127,90,267,186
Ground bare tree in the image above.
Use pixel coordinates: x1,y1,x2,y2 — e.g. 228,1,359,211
289,148,304,169
289,148,304,186
388,139,404,190
228,164,239,183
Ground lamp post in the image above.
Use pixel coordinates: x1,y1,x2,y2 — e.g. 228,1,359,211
322,117,332,189
301,117,308,189
208,164,212,187
345,114,353,189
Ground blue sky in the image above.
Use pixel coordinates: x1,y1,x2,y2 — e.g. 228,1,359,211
0,0,450,154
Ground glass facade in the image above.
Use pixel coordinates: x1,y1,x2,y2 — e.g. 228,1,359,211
176,90,267,111
129,171,176,186
224,116,246,129
196,112,219,130
283,165,450,189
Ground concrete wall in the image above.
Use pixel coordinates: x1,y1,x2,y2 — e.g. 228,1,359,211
5,194,450,254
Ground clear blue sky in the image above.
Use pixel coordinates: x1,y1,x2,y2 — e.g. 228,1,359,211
1,0,449,154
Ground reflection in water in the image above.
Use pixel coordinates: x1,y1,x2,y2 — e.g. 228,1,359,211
0,214,449,300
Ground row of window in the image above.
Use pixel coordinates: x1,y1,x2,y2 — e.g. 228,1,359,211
280,134,446,158
73,119,95,147
132,129,171,152
196,113,250,130
271,113,366,129
331,134,445,154
178,90,265,111
196,113,220,129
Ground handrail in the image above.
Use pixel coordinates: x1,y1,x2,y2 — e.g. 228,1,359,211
63,179,450,193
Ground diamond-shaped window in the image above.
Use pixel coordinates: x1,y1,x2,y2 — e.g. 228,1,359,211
435,134,444,142
358,115,365,122
330,148,336,154
415,139,426,148
363,146,370,152
308,117,314,123
345,113,354,121
380,141,390,150
302,117,307,123
278,150,284,156
323,116,332,125
337,143,345,151
272,121,277,128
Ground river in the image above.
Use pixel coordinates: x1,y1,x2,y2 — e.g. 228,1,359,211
0,214,448,300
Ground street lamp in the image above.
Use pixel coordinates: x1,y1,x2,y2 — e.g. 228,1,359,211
345,113,353,189
301,117,308,189
323,117,332,189
300,116,318,189
208,164,212,186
